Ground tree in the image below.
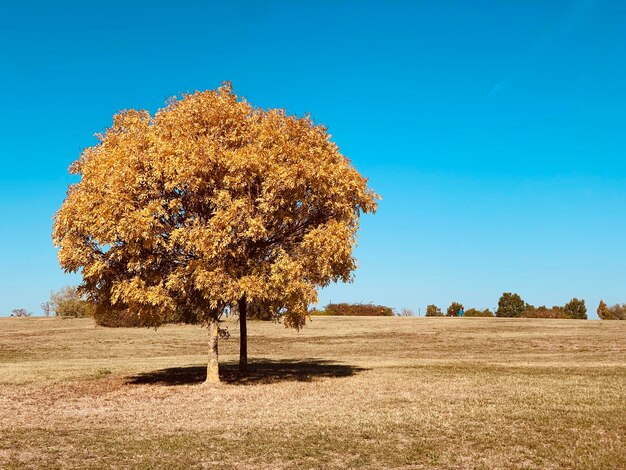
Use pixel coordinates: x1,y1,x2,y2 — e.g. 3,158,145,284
52,83,378,384
563,298,587,320
398,308,414,317
10,308,31,317
597,301,626,320
425,304,442,317
41,302,51,317
446,302,464,317
496,292,525,318
49,286,94,317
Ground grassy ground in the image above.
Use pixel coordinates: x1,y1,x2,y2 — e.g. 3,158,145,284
0,315,624,469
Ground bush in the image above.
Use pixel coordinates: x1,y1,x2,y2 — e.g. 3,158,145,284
522,305,568,319
464,308,494,317
10,308,31,317
609,304,626,320
521,299,587,319
425,304,443,317
597,301,626,320
397,308,414,317
496,293,525,318
314,303,394,316
50,286,94,318
247,301,284,322
446,302,464,317
41,302,51,317
93,306,148,327
93,304,201,327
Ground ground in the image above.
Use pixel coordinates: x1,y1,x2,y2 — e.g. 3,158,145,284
0,315,624,469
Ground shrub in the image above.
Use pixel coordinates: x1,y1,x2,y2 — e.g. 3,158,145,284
41,302,51,317
247,301,285,322
93,304,201,327
612,304,626,320
563,298,587,320
446,302,464,317
425,304,443,317
496,293,525,317
10,308,31,317
521,299,587,319
315,303,394,316
49,286,94,318
93,306,147,327
522,305,568,319
92,296,205,327
464,308,494,317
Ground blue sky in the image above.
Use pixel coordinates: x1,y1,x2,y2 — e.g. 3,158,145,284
1,0,624,318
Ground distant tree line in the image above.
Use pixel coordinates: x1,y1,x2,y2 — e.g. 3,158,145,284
425,293,610,320
311,303,394,317
425,302,494,317
12,289,625,321
496,292,587,319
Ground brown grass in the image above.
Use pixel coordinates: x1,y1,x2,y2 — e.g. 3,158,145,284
0,316,624,469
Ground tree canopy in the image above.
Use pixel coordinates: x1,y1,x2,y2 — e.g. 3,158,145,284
563,298,587,320
496,292,526,318
597,300,626,320
425,304,443,317
53,82,378,382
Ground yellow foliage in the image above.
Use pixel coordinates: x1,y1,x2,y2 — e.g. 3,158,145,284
53,82,378,328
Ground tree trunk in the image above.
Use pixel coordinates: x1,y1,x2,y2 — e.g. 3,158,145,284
238,295,248,372
206,318,220,384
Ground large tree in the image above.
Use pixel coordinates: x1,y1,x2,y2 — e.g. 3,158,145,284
53,83,378,383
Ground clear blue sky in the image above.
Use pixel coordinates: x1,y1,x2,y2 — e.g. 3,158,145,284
1,0,624,318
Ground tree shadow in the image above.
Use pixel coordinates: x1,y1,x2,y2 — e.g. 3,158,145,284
127,358,368,386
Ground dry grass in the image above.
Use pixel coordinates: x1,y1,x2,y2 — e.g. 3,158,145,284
0,315,624,469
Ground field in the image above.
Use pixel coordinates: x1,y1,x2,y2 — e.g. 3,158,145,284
0,316,624,469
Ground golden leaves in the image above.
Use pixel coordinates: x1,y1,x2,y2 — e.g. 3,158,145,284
53,84,378,325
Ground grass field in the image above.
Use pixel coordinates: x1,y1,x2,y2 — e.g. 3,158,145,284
0,315,624,469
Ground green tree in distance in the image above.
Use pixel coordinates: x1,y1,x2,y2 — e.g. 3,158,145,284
496,292,525,318
563,298,587,320
425,305,443,317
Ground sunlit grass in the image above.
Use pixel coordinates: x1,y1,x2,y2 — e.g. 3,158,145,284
0,316,624,469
